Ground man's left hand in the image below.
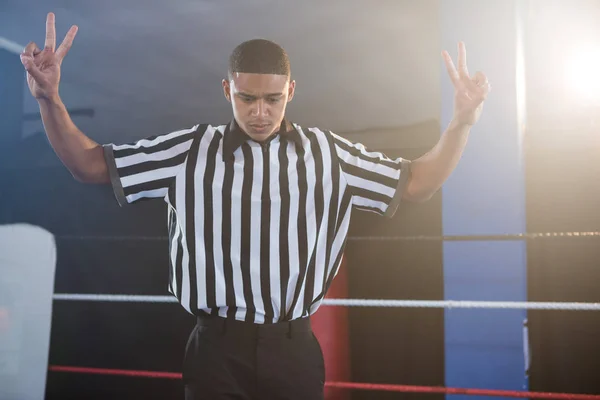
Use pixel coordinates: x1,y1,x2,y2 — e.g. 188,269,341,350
442,42,491,127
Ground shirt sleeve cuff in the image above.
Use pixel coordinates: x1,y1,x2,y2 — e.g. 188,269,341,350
383,159,412,218
103,144,128,207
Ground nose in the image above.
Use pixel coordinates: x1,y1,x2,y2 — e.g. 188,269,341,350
250,99,269,117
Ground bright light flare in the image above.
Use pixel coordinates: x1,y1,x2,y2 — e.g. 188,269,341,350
565,44,600,104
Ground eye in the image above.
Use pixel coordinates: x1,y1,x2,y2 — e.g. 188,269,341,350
267,97,280,103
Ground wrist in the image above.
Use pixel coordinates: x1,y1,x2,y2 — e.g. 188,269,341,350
448,118,472,134
37,93,62,108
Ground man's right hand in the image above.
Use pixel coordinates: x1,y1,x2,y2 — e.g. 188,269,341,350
18,12,109,184
20,12,78,102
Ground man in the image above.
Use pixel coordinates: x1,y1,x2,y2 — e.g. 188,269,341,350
20,12,490,400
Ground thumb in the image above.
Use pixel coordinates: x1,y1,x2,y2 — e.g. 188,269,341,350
20,54,44,82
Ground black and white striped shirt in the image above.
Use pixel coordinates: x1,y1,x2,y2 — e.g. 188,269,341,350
103,119,411,323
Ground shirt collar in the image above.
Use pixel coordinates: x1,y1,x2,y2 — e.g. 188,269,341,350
222,117,301,161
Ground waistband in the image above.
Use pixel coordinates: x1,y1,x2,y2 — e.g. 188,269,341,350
196,314,312,338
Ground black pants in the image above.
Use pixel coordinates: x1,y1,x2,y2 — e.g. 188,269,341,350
182,314,325,400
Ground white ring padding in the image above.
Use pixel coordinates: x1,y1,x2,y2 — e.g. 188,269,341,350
52,294,600,310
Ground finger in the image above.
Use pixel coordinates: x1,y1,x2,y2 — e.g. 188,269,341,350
45,12,56,51
462,70,485,95
479,81,491,98
469,81,491,104
442,50,460,87
457,41,470,80
468,71,489,95
23,42,41,58
20,54,44,82
473,71,488,87
56,25,78,62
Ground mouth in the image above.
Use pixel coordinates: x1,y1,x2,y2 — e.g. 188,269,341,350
249,123,271,132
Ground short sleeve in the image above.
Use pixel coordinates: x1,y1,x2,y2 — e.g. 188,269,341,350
331,131,411,218
103,124,200,206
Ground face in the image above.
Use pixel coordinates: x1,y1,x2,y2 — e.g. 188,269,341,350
222,73,295,142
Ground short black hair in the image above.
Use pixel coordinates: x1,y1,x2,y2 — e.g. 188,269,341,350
228,39,290,79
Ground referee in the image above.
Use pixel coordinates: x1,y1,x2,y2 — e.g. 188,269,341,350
21,12,490,400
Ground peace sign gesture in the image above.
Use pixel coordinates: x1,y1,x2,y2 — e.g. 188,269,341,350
20,12,78,101
442,42,491,127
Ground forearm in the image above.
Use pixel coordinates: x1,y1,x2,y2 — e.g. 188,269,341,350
38,96,109,183
404,119,470,201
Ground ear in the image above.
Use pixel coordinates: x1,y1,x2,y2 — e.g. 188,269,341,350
287,80,296,102
222,79,231,102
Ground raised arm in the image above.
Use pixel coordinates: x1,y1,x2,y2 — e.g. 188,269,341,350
403,42,490,201
20,12,108,184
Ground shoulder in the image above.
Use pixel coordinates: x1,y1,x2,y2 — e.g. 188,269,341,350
194,123,227,135
289,122,339,142
186,123,229,144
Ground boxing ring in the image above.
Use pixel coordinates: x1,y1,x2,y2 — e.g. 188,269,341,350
44,231,600,399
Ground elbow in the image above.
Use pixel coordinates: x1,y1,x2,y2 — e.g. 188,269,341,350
403,190,435,203
70,161,109,185
71,167,98,184
411,193,434,203
401,163,441,203
402,181,437,203
71,170,90,183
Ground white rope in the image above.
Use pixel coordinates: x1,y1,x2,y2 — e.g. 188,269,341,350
322,298,600,311
52,293,600,311
56,231,600,242
52,293,178,303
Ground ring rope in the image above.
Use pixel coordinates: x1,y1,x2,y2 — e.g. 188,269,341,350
326,381,600,399
52,293,600,310
55,231,600,242
47,365,600,399
53,293,178,303
348,231,600,242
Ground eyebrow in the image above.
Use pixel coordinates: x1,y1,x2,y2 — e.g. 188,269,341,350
237,92,284,98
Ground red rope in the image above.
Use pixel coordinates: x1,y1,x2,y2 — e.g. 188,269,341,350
327,382,600,399
48,365,600,400
49,365,181,379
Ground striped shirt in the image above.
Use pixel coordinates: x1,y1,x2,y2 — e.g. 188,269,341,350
103,119,411,323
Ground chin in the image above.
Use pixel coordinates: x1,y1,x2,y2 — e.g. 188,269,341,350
248,132,272,142
247,127,276,140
